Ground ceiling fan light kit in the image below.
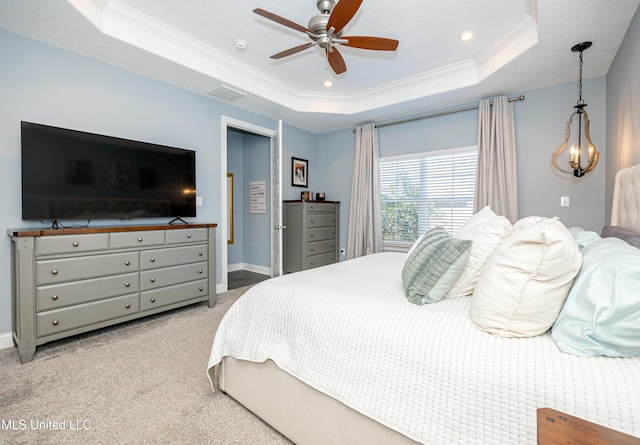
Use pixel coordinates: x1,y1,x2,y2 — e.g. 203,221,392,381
254,0,399,75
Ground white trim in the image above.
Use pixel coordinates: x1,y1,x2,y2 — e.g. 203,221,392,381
229,263,271,276
0,332,14,350
221,116,277,294
382,241,413,253
380,145,477,163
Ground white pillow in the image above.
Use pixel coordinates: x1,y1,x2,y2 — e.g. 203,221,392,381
471,216,582,337
446,206,512,298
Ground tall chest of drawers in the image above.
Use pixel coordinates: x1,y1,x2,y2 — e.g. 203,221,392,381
283,201,339,273
8,224,217,363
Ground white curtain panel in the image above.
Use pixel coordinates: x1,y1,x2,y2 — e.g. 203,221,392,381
475,96,519,223
347,123,383,259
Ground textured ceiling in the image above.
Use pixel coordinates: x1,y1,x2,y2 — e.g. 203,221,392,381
0,0,639,133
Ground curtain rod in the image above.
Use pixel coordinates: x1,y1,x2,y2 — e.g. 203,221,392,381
352,95,525,133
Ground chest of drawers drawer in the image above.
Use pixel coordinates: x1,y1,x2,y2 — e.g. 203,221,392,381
36,233,109,256
37,272,139,311
305,252,336,270
306,213,337,228
306,227,336,242
166,228,208,244
140,261,208,290
37,293,140,337
36,252,139,285
306,239,336,256
140,244,208,270
307,203,337,213
110,230,165,249
141,279,208,311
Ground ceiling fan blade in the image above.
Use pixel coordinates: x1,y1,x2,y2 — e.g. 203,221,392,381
326,47,347,75
270,43,316,59
341,36,399,51
326,0,363,34
253,8,315,35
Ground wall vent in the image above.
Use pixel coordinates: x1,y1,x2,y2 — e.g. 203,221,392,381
207,85,247,102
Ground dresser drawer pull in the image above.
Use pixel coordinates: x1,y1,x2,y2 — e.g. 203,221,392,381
72,242,79,247
138,237,143,242
187,234,192,238
310,220,315,223
150,258,155,263
198,270,203,274
51,295,59,301
199,287,203,292
125,304,131,309
52,320,59,326
310,262,315,266
310,248,315,252
198,252,203,256
125,260,131,266
125,282,131,287
150,298,156,303
150,278,156,283
51,269,58,275
310,234,314,238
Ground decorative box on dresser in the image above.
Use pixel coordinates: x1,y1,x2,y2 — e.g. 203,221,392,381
283,201,339,273
8,223,217,363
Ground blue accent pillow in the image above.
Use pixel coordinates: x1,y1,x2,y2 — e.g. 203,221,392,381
402,227,472,305
551,237,640,357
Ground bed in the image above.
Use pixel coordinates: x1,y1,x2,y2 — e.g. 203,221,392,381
207,163,640,445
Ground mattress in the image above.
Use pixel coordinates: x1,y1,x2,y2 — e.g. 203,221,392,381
208,252,640,444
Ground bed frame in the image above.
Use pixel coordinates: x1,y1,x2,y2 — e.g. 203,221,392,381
219,163,640,445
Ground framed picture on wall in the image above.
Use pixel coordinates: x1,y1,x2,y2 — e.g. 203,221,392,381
291,157,308,187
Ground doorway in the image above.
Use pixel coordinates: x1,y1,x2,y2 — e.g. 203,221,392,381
220,116,282,293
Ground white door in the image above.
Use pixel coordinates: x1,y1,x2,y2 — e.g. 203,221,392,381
270,120,283,277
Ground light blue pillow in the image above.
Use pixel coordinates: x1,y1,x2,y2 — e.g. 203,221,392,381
569,226,602,251
551,237,640,357
402,227,472,305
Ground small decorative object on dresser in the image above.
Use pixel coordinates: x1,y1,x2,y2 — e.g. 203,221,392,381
300,191,312,201
282,200,339,273
316,192,325,201
291,157,308,187
8,223,217,363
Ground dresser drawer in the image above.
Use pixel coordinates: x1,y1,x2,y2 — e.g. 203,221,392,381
140,244,208,270
305,252,336,269
37,272,139,311
306,239,336,256
141,279,208,310
307,203,337,213
306,227,337,242
36,252,139,285
140,262,208,290
36,233,109,256
37,293,139,337
110,230,164,249
306,213,337,228
166,228,208,245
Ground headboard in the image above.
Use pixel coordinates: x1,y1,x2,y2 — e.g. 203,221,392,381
611,163,640,231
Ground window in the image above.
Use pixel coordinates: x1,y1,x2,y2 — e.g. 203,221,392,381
380,147,477,244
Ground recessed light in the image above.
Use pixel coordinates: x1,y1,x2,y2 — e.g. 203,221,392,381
324,80,333,87
234,39,247,50
460,31,474,41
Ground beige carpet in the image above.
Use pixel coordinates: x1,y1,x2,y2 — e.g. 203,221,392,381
0,286,292,445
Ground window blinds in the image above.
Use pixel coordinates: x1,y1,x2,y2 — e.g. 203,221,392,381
380,148,477,241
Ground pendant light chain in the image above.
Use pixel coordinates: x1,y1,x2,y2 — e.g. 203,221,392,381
577,50,585,106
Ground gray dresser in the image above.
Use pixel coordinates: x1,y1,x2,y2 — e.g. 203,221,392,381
283,201,339,273
8,224,217,363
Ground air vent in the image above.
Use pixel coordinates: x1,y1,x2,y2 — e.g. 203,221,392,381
207,85,247,102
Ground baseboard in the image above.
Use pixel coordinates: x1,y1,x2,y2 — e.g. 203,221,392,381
0,331,14,350
228,263,271,276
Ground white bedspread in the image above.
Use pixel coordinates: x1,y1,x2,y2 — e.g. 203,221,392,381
208,252,640,444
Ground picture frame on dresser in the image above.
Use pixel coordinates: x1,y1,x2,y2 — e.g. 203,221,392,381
291,157,308,187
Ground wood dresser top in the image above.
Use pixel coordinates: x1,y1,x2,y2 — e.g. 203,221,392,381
8,223,217,237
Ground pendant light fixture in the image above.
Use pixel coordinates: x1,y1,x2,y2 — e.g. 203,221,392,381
551,41,600,177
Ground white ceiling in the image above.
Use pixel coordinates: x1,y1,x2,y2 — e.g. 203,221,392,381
0,0,639,133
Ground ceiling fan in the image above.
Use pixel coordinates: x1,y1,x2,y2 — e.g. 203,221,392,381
254,0,399,75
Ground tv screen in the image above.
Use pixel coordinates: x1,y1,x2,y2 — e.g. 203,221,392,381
21,122,196,222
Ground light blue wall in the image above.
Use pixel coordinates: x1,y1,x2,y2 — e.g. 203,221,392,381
227,130,244,265
282,124,318,200
242,133,271,269
0,29,296,335
606,5,640,222
317,78,608,253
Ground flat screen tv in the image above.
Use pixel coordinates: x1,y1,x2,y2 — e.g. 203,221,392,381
21,121,196,223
